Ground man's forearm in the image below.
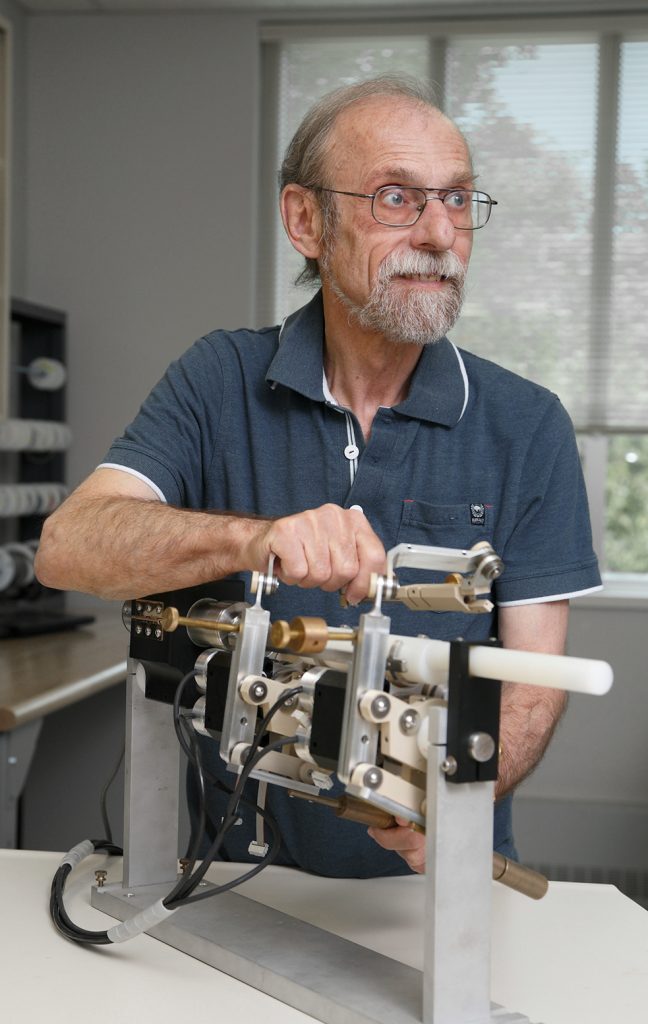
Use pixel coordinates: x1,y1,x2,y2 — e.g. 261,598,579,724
496,682,567,798
35,495,265,599
495,601,570,799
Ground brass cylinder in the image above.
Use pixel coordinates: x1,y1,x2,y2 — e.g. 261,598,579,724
492,852,549,900
269,616,330,653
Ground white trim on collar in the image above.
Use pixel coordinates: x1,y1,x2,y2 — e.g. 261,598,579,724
449,341,469,422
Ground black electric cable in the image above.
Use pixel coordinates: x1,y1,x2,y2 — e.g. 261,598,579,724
49,671,303,943
49,840,122,945
167,684,303,905
165,685,303,908
165,735,297,909
99,741,125,843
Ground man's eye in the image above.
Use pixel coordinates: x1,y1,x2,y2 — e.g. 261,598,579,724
381,189,406,207
445,190,469,209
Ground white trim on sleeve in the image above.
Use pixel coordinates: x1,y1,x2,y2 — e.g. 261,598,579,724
97,463,167,503
498,585,603,607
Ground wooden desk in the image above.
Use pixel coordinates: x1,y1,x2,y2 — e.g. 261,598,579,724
0,601,127,846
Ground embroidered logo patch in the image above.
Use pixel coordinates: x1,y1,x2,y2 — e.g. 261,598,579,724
470,503,486,526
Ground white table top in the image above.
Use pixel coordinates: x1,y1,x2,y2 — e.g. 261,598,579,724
2,849,648,1024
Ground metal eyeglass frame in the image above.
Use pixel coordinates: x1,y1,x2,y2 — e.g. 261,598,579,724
303,184,497,230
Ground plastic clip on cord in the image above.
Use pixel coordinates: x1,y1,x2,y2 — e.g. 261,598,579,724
49,839,123,945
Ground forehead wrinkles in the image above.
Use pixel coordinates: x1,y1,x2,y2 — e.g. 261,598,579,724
323,99,470,186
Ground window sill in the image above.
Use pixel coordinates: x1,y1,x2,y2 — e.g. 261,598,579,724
572,575,648,611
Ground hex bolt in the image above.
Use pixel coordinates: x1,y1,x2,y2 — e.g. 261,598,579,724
95,870,107,888
399,708,420,734
155,628,162,639
135,625,142,635
441,756,458,776
363,767,383,790
145,627,152,637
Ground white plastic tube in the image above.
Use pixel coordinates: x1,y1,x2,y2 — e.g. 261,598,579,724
395,636,612,696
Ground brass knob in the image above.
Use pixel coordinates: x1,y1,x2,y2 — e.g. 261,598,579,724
269,616,329,654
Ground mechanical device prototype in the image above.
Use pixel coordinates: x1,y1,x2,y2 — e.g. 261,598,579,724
53,541,613,1024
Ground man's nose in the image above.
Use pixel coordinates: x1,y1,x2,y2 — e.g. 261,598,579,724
408,197,456,250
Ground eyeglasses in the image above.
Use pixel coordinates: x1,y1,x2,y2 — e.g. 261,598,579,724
305,184,497,230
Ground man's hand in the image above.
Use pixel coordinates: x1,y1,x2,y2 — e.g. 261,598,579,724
368,818,426,873
244,503,386,606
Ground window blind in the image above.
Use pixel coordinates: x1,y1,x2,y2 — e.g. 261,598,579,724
263,24,648,433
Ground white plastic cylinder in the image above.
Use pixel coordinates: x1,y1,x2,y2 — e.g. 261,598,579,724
393,636,612,696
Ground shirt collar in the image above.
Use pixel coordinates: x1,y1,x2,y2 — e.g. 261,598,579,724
266,290,469,427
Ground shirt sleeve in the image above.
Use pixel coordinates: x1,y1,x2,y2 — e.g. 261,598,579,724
100,335,224,509
494,396,601,606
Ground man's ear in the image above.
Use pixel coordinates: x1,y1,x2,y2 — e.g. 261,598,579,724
280,185,324,260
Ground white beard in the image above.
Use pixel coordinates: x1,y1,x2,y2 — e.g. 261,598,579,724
323,248,466,346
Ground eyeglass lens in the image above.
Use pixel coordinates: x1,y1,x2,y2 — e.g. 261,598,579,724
372,187,491,229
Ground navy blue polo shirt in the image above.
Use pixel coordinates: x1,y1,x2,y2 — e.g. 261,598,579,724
102,290,600,876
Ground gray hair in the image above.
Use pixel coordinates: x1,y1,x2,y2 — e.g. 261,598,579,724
279,75,443,286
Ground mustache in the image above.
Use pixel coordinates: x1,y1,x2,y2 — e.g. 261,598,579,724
376,249,466,284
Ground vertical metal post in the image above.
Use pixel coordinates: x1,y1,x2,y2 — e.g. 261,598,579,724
423,703,494,1024
122,660,179,888
0,719,42,848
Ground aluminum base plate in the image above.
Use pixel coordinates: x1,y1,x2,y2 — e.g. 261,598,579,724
91,881,534,1024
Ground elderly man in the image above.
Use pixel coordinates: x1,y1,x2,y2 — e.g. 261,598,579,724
36,76,601,877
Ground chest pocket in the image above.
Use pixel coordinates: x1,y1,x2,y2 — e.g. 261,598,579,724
397,498,494,551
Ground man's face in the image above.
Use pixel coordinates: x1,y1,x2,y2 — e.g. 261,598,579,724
318,97,474,345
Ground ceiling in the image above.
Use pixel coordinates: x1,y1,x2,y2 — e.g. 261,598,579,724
15,0,646,15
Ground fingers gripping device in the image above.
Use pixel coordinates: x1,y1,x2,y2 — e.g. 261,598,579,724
97,541,612,1024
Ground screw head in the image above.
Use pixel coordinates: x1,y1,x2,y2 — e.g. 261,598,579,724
363,767,383,790
370,695,390,719
251,681,268,702
399,709,420,734
441,756,458,776
468,732,496,763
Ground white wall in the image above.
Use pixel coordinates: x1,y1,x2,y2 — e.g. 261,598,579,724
0,0,27,294
25,12,259,485
515,601,648,876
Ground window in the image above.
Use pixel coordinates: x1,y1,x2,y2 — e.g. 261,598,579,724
260,17,648,583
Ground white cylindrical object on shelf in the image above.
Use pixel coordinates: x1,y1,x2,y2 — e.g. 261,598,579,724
26,357,67,392
0,547,16,592
0,418,72,452
0,542,35,590
0,483,68,518
395,636,612,697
